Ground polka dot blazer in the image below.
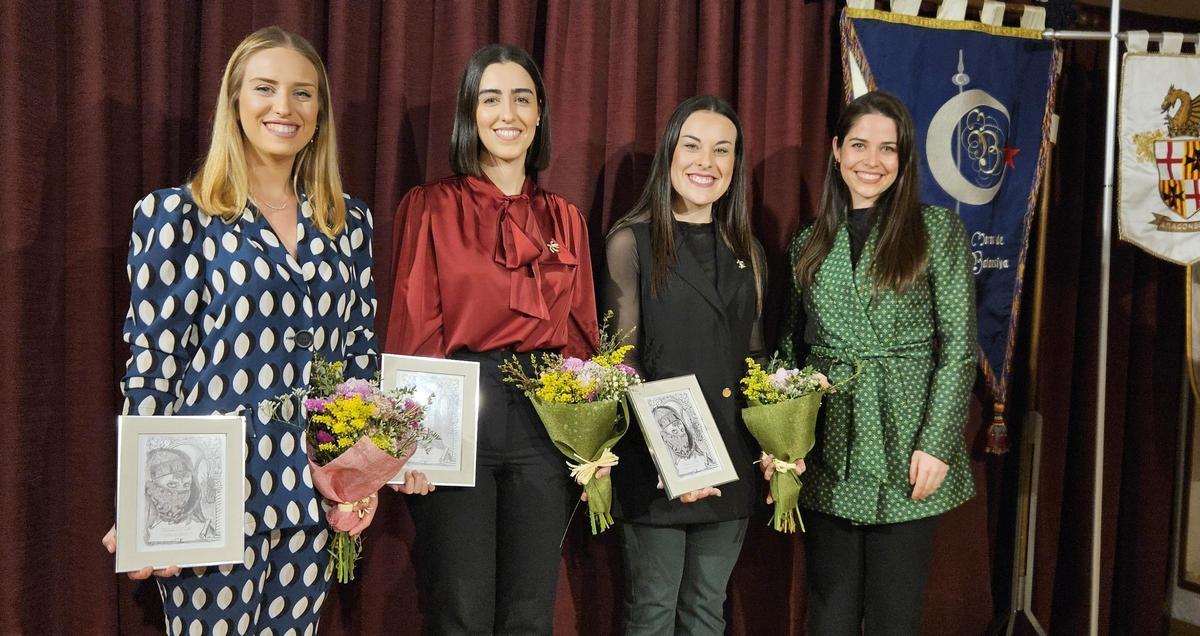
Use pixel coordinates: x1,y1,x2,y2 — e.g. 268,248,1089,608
780,205,977,524
120,186,378,535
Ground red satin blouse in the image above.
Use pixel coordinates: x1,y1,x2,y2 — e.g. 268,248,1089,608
385,174,599,359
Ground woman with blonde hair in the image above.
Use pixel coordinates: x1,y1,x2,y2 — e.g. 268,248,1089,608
102,26,379,634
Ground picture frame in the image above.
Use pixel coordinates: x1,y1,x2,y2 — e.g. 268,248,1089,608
115,415,246,573
1178,388,1200,593
626,375,739,499
381,354,480,487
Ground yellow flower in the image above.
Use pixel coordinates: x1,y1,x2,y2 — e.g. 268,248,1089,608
312,395,377,446
370,433,392,453
535,371,593,404
592,345,634,368
741,358,783,404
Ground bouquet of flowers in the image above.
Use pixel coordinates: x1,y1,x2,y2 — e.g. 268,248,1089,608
500,313,641,534
262,356,437,582
740,355,834,533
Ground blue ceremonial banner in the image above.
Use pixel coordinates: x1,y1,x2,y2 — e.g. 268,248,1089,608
841,8,1059,429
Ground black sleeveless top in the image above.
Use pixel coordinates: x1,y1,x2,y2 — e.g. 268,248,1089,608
600,219,765,525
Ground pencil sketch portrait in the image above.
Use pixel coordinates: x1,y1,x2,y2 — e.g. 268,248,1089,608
647,392,719,478
137,434,225,549
395,370,462,469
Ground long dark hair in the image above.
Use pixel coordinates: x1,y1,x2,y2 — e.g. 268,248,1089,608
449,44,551,176
609,95,762,304
794,91,926,294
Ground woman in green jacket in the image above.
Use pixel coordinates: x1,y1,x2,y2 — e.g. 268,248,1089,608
775,90,977,634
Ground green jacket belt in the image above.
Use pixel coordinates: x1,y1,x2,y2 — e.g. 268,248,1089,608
811,340,932,485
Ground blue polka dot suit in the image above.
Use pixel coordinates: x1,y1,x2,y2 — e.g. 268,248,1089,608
121,186,377,635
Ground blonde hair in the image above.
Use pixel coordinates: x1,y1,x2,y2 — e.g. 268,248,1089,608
191,26,346,238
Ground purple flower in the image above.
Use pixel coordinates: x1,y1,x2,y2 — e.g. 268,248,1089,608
770,368,798,390
616,364,637,376
315,429,334,444
575,360,604,386
305,398,329,413
335,378,374,399
562,357,586,371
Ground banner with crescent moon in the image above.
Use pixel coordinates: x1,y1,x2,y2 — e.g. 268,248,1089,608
840,8,1059,429
1118,53,1200,264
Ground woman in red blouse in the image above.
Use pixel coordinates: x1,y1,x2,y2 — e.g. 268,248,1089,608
384,44,598,635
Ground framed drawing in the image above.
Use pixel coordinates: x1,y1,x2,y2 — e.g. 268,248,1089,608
627,375,738,499
381,354,480,487
115,415,245,573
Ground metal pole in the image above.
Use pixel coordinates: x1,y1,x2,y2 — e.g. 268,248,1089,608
1005,127,1054,636
1090,1,1120,634
1043,29,1199,44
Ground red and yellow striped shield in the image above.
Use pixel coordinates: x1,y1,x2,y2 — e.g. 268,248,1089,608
1157,139,1200,217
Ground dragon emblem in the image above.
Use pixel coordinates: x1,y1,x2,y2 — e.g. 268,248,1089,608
1163,85,1200,137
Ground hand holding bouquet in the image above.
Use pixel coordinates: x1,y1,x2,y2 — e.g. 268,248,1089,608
500,312,641,534
741,355,834,533
263,356,437,582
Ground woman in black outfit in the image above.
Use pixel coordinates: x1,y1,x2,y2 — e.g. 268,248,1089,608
602,95,772,636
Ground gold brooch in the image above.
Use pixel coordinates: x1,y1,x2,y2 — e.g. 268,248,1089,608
736,259,746,269
547,239,560,253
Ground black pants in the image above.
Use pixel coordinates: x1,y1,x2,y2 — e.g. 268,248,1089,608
804,510,939,636
407,350,573,635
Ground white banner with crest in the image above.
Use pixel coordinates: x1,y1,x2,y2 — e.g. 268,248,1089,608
1119,38,1200,264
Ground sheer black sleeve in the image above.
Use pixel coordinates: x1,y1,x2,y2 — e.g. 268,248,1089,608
601,226,644,374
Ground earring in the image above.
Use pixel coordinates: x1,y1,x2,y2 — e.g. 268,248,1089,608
833,159,841,169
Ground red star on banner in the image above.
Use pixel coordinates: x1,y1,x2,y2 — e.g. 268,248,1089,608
1004,146,1020,169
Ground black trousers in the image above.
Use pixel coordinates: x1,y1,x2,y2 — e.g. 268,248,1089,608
407,350,573,635
804,509,939,636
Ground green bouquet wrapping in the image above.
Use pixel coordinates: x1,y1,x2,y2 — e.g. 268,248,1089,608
740,356,834,533
742,393,822,532
500,311,642,534
529,398,630,534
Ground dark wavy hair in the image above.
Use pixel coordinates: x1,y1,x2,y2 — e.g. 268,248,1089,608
794,90,926,294
449,44,551,176
609,95,761,304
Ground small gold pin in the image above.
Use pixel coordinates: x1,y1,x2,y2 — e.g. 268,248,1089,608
547,239,560,253
736,259,746,269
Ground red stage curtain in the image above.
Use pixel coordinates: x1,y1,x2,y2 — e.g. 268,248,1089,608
0,1,1183,634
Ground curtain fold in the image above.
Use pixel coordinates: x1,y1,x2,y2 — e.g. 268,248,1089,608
0,1,1183,634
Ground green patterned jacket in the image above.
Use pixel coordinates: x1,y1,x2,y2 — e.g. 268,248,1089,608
779,205,977,524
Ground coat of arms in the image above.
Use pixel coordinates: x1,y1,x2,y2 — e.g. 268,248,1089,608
1151,87,1200,231
1119,52,1200,264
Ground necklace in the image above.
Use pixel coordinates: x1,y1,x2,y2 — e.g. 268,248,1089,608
253,192,291,210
